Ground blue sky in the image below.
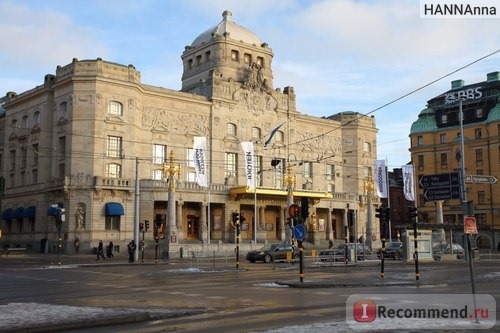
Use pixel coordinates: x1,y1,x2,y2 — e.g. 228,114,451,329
1,0,499,170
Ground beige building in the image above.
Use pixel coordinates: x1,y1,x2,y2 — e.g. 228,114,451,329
409,72,500,249
0,11,379,257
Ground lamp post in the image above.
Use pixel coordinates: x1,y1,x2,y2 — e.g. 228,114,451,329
284,164,296,244
163,150,181,258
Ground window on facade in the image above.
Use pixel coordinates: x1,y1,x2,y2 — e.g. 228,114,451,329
22,115,28,129
185,148,197,183
105,216,120,230
251,127,261,140
205,51,211,62
254,155,263,186
478,191,486,204
474,128,482,139
440,133,446,144
475,213,486,226
326,164,335,181
20,171,25,187
275,131,284,142
363,142,371,154
60,101,68,116
304,162,313,179
256,57,264,67
476,108,484,118
33,111,40,126
477,169,484,175
153,169,164,181
417,155,424,168
225,152,237,179
188,59,193,70
108,101,123,116
364,166,372,179
417,136,423,146
227,123,237,136
20,146,27,168
107,136,122,158
32,144,38,166
440,153,447,166
32,168,37,185
327,183,335,193
441,114,448,124
244,53,252,64
475,149,483,162
196,54,202,65
58,163,65,179
58,136,66,159
9,150,15,171
273,159,284,188
231,50,239,61
106,163,121,178
153,144,167,164
11,119,17,129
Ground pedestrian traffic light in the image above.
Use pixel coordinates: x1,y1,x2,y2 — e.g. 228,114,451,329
409,206,418,220
139,222,144,230
145,220,150,230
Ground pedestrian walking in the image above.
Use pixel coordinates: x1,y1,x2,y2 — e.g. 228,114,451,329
107,241,114,258
127,240,137,263
96,240,105,260
74,237,80,255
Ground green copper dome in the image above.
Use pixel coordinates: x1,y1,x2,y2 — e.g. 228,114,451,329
410,107,437,134
486,98,500,123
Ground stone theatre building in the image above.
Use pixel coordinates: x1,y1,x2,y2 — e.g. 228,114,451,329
0,11,378,256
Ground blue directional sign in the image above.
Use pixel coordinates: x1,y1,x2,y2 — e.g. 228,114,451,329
419,172,461,202
293,224,306,241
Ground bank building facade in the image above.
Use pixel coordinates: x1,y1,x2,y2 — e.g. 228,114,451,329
0,11,379,257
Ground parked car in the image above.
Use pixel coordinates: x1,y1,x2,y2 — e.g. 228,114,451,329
246,242,298,263
433,243,465,260
377,242,403,260
319,243,371,262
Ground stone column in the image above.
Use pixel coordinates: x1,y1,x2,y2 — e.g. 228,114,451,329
326,209,333,241
256,206,267,242
176,201,184,242
436,201,446,243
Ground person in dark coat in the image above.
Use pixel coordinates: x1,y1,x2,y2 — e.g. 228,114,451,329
96,240,105,260
107,241,114,258
127,240,136,263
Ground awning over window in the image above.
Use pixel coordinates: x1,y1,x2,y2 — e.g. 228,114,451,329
1,208,13,220
105,202,124,216
24,206,36,218
47,207,61,216
12,207,24,219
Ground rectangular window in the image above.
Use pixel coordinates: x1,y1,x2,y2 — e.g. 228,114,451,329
225,152,237,179
476,149,483,162
478,191,486,204
227,123,236,135
417,155,424,169
107,136,122,158
326,164,335,181
153,144,167,164
244,53,252,64
254,155,263,186
58,136,66,159
251,127,261,139
476,169,484,175
476,108,484,118
417,136,423,146
196,54,202,65
9,150,15,171
106,163,121,178
58,163,65,179
474,128,482,139
153,169,163,181
32,144,39,166
20,146,27,168
304,162,313,179
32,169,38,184
108,101,123,116
440,153,447,166
364,166,371,179
273,159,284,188
441,114,448,124
440,133,446,144
256,57,264,67
363,142,371,153
231,50,239,61
105,216,120,230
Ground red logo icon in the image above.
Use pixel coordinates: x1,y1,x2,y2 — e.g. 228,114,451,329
353,300,377,322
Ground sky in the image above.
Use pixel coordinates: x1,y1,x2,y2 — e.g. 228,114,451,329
0,0,499,170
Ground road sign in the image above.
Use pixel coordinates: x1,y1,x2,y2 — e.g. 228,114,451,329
423,186,460,202
293,224,306,241
419,172,459,189
464,216,478,234
464,175,497,184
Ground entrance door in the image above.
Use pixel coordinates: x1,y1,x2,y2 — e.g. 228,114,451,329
187,215,199,240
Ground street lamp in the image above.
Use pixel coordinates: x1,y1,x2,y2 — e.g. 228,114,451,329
163,150,181,258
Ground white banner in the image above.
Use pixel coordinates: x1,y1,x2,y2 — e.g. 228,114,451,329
240,142,255,190
402,164,415,201
193,137,208,187
374,160,388,198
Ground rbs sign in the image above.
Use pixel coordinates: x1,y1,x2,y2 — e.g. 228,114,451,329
444,87,482,104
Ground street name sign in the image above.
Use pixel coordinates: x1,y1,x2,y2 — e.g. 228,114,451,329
423,187,460,201
464,175,497,184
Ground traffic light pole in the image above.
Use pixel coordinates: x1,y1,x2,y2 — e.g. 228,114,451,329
236,222,240,269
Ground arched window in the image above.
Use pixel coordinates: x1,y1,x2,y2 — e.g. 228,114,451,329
33,111,41,126
108,101,123,116
22,115,29,128
251,127,261,140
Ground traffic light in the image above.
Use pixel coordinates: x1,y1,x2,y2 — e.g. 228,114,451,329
145,220,150,230
239,213,246,223
139,222,144,230
375,206,390,223
409,206,418,220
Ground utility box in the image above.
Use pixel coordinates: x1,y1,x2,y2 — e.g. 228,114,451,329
405,229,433,261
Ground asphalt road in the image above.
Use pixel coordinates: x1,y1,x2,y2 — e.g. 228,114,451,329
1,254,500,332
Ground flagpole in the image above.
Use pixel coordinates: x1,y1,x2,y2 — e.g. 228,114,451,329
386,158,392,242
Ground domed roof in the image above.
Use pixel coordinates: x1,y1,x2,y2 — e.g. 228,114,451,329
486,98,500,123
410,107,437,134
191,10,262,48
